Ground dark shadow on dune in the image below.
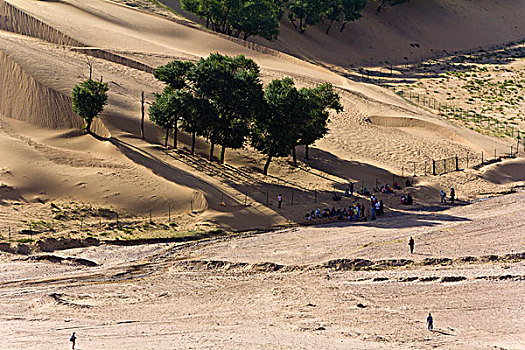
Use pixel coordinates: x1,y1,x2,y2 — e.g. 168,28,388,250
109,137,237,209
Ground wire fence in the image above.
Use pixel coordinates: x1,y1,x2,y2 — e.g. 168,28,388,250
395,89,525,141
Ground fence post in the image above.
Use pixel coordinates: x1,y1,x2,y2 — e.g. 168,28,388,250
291,190,294,206
466,152,469,168
140,91,145,139
244,190,247,206
116,212,119,226
314,190,317,203
494,149,496,159
432,160,436,176
424,161,427,176
413,162,416,176
481,151,484,164
168,206,171,222
266,190,269,206
455,155,459,171
511,145,513,157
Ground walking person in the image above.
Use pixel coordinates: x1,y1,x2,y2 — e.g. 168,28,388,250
409,236,415,254
450,187,455,204
426,313,434,330
70,332,77,350
440,189,446,203
277,194,282,208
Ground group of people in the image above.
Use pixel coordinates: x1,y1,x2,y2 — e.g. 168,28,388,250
369,194,385,220
440,187,456,204
305,203,367,222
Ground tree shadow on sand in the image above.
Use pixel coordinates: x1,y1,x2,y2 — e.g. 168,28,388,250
311,210,470,230
297,147,400,188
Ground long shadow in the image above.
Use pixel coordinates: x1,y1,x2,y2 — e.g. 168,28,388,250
297,147,401,189
314,210,470,230
431,329,455,336
109,137,239,210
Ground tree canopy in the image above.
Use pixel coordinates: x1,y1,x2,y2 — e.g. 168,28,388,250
151,55,342,174
181,0,409,37
71,79,109,134
181,0,283,40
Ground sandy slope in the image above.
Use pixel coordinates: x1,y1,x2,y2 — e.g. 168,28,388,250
162,0,525,67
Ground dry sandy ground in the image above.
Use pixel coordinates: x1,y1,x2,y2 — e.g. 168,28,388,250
1,192,524,350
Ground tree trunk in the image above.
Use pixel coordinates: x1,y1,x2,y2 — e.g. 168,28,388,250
191,131,196,155
140,91,145,139
340,22,347,32
209,141,215,161
263,154,273,175
292,146,297,167
86,119,92,134
165,127,169,148
376,0,388,14
326,20,333,35
305,145,309,160
220,145,226,165
173,121,178,149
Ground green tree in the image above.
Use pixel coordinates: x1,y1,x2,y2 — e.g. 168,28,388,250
231,0,283,40
340,0,366,32
153,60,194,90
288,0,328,34
71,79,109,134
190,53,263,163
181,0,283,41
149,88,176,148
252,78,302,175
179,93,217,155
298,83,342,160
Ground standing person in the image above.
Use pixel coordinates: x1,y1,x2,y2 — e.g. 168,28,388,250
70,332,77,350
379,200,384,215
440,189,446,203
450,187,455,204
409,236,415,254
277,194,282,208
427,313,434,330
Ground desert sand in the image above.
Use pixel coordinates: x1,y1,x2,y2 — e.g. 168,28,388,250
0,0,524,348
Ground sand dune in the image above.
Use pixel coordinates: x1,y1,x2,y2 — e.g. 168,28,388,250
0,0,524,349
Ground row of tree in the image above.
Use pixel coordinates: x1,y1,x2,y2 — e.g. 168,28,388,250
180,0,408,39
149,53,342,175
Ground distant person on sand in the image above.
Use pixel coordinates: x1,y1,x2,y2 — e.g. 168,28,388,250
409,236,415,254
440,189,446,203
277,194,282,208
427,313,434,330
70,332,77,350
450,187,455,204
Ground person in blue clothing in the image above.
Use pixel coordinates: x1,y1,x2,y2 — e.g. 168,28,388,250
426,313,434,330
70,332,77,350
